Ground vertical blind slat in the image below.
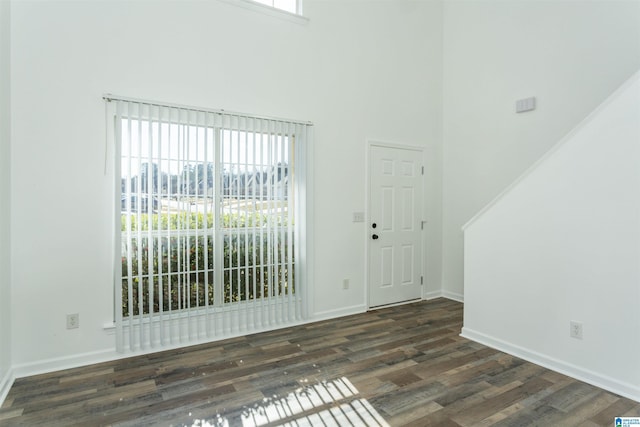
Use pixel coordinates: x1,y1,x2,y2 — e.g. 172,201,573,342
157,105,165,346
126,102,134,351
287,122,294,323
270,118,276,325
214,116,223,337
220,113,227,335
259,118,265,328
250,118,257,331
187,108,194,341
233,114,240,335
146,103,154,347
276,119,284,324
204,111,212,339
167,107,174,346
114,100,124,353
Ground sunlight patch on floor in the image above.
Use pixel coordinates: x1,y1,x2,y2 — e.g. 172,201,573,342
277,398,389,427
189,377,390,427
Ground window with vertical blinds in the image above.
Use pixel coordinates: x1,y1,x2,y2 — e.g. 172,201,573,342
107,97,311,353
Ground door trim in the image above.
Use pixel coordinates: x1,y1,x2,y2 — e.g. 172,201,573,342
365,139,426,310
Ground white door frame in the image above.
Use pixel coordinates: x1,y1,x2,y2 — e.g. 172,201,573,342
365,140,426,309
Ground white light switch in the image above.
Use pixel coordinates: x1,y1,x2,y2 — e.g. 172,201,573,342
516,96,536,113
352,212,365,222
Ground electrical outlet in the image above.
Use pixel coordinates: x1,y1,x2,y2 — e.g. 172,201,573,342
569,321,583,340
343,279,349,290
67,313,79,329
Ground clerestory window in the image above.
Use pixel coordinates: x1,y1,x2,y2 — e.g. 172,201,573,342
252,0,299,15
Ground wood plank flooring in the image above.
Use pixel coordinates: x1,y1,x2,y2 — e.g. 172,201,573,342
1,299,639,426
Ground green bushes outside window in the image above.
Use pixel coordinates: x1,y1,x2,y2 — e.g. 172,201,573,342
121,212,293,317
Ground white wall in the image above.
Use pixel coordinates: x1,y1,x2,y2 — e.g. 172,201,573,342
308,1,443,315
14,0,640,389
0,0,13,399
9,0,442,372
463,71,640,401
442,0,640,299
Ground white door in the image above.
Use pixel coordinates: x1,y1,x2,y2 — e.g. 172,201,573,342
368,145,423,308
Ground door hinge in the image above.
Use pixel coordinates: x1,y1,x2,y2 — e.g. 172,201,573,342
421,276,424,285
421,166,424,175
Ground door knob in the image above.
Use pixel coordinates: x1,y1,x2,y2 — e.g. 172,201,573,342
372,234,379,240
372,223,377,228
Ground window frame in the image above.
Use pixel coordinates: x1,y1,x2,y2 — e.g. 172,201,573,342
107,96,312,352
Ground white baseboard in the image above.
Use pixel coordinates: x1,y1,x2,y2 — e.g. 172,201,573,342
11,348,122,380
423,290,442,300
0,368,15,408
461,327,640,403
311,304,367,322
442,290,464,303
424,290,465,303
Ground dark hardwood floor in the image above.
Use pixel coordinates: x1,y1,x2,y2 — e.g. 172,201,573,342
1,298,639,426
